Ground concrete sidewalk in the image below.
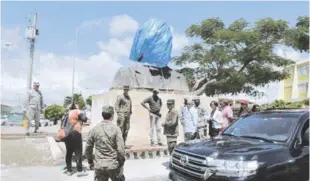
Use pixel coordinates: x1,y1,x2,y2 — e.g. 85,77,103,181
1,158,171,181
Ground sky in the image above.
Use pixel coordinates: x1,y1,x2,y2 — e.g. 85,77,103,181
1,1,309,106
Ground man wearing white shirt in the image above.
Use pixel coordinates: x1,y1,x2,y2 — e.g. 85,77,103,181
180,98,199,141
208,101,223,138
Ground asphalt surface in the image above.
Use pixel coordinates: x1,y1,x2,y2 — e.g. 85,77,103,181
1,134,170,181
1,159,171,181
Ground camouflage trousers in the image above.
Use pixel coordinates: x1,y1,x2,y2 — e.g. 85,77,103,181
197,126,208,139
27,108,40,132
117,113,131,143
167,139,177,155
94,168,125,181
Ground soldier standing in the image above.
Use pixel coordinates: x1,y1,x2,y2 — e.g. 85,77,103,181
85,106,125,181
162,99,179,155
194,98,208,139
23,82,44,135
115,86,132,147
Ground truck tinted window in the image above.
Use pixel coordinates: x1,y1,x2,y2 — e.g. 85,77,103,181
223,113,300,142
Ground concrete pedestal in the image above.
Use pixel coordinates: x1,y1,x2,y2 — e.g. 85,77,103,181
91,89,216,147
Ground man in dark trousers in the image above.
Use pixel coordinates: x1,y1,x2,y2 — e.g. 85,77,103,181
162,99,179,154
115,85,132,147
141,89,163,146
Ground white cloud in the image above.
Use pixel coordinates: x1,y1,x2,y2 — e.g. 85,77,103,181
274,45,301,61
170,27,189,55
97,37,132,57
109,15,139,36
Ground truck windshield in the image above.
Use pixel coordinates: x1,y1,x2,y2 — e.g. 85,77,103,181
223,113,300,142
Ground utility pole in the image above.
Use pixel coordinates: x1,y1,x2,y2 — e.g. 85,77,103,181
26,13,39,90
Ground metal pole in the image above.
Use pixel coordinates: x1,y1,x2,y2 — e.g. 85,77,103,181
72,27,78,104
27,13,38,90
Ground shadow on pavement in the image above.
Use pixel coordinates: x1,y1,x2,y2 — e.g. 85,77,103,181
161,161,170,170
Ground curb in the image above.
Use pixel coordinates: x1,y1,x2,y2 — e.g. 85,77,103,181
47,136,63,161
57,140,170,161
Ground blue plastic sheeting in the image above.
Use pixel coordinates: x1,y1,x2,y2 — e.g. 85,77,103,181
129,19,173,68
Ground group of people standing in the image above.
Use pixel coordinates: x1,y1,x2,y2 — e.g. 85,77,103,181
55,85,257,181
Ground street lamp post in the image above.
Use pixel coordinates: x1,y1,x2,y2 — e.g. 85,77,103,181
72,27,78,104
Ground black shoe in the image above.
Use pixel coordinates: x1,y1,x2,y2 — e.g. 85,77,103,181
158,142,164,146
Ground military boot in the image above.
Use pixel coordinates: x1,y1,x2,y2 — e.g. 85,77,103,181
150,141,155,147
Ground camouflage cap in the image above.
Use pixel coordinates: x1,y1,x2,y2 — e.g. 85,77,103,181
167,99,175,104
193,96,200,100
153,88,159,93
33,82,40,86
102,106,114,114
123,85,130,90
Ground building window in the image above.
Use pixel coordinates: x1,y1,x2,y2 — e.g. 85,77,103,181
297,64,309,76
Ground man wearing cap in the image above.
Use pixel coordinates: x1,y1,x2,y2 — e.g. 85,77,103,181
238,100,250,118
162,99,178,154
141,88,163,146
115,86,132,146
194,97,208,139
23,82,44,135
85,106,125,181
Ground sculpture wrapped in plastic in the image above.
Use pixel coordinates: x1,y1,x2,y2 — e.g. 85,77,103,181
129,19,173,68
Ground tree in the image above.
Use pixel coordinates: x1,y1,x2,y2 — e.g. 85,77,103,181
44,104,65,123
63,94,86,109
86,95,92,107
173,17,297,96
284,16,309,52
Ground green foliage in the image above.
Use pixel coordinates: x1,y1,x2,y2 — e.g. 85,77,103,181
284,16,309,52
44,104,65,121
86,95,92,106
63,94,86,109
174,17,300,96
267,99,309,109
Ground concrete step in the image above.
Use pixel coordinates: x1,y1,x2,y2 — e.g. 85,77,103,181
56,140,170,161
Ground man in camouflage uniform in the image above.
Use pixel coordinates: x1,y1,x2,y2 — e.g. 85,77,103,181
194,97,208,139
115,86,132,146
162,99,179,155
24,82,44,135
85,106,125,181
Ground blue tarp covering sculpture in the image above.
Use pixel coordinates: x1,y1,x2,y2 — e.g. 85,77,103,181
129,19,173,68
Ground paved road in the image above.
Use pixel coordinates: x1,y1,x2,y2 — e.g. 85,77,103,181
1,158,171,181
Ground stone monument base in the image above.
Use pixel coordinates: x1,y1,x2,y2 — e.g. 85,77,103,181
91,89,217,147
